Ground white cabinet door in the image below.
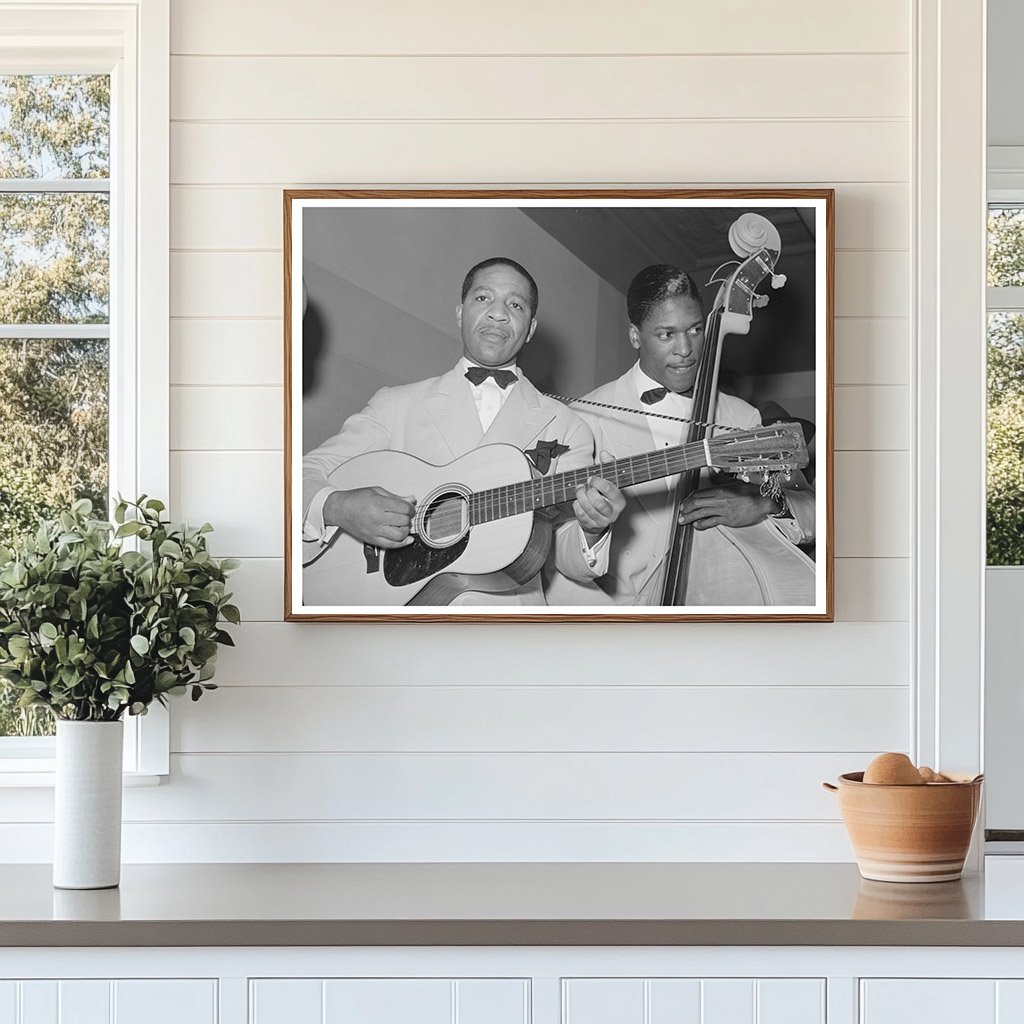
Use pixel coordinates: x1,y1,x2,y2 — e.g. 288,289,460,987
861,980,996,1023
2,980,216,1024
250,978,528,1024
862,980,1024,1024
562,978,825,1024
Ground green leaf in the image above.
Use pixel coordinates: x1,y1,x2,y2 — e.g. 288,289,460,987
220,558,241,572
144,498,166,513
220,604,241,625
39,622,58,641
158,539,183,559
8,635,30,657
178,626,196,646
117,520,140,538
130,634,150,656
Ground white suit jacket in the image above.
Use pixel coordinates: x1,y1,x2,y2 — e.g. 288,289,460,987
302,362,602,605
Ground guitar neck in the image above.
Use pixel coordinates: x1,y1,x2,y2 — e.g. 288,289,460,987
468,440,711,525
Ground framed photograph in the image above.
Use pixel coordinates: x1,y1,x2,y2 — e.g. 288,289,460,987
285,190,833,622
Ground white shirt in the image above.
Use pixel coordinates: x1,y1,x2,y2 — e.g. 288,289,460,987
460,356,517,432
629,362,801,539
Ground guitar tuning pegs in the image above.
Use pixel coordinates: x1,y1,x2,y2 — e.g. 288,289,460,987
771,273,787,289
752,294,769,308
739,471,750,482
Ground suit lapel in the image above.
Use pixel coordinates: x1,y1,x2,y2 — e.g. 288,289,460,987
600,373,677,597
423,365,484,459
482,376,555,451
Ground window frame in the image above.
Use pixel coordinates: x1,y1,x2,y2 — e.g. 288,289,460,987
0,0,169,782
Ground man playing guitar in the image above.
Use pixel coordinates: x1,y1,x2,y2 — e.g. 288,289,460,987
302,257,626,607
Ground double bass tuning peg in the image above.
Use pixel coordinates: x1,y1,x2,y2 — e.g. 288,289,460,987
752,294,769,309
771,273,787,290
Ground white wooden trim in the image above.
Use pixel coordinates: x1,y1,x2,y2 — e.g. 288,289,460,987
0,178,110,191
987,286,1024,311
0,324,110,338
913,0,986,802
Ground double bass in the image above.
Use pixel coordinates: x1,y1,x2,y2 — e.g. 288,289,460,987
658,213,816,607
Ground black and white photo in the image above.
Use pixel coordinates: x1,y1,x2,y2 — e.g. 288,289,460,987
285,191,833,621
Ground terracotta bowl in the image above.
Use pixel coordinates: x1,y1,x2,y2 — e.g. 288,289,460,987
823,772,983,883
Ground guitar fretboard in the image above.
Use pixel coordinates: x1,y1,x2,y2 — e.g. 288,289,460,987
468,440,713,525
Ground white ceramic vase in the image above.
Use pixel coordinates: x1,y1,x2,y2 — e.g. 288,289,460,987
53,719,124,889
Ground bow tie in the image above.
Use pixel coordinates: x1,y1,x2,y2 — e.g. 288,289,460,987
640,386,669,405
465,366,518,389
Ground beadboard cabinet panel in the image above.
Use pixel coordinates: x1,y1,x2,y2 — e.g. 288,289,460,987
562,978,825,1024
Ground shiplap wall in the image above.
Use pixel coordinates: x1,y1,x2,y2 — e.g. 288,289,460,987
97,1,913,861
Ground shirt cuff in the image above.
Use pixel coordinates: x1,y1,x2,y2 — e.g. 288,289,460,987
580,528,612,574
303,486,341,545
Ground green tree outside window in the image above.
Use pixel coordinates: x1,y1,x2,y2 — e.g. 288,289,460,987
0,75,110,736
988,209,1024,566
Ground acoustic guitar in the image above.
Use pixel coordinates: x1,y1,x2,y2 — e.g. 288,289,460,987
302,424,808,607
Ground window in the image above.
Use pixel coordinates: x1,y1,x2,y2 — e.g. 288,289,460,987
0,73,111,738
0,2,169,779
987,205,1024,565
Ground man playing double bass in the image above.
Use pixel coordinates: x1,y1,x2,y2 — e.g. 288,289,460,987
546,264,815,607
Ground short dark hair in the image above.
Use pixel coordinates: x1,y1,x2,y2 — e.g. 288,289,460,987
626,264,704,329
461,257,539,319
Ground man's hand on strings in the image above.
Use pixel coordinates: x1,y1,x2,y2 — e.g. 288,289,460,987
573,475,625,544
677,481,776,530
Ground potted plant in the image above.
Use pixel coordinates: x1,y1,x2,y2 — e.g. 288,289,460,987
0,497,239,889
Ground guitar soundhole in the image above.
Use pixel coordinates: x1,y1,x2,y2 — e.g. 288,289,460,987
383,533,469,588
421,492,469,546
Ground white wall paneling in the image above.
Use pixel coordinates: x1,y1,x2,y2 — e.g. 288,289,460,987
121,752,877,822
170,685,909,754
211,622,910,688
171,121,909,186
170,319,282,386
169,0,909,55
224,554,909,624
170,183,909,252
1,0,920,863
171,55,909,122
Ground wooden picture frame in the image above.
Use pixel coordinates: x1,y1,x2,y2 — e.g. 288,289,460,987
284,189,834,622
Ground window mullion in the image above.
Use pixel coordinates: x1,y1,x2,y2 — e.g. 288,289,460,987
987,286,1024,312
0,178,110,193
0,324,110,338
